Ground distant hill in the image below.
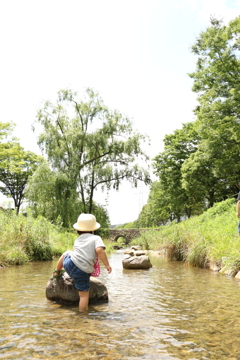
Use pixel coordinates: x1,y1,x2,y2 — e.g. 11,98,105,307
110,224,123,229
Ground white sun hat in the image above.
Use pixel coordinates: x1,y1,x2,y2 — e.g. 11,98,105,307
73,213,101,231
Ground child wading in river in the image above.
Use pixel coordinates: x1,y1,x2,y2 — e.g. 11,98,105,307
53,213,112,311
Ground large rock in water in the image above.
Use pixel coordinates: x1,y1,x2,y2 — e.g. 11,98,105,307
46,272,108,304
122,248,152,269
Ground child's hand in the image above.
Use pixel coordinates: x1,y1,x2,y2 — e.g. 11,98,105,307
105,265,112,274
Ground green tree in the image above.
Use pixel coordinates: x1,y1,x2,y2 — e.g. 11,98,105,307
152,122,200,222
188,16,240,194
181,147,228,208
0,121,42,213
0,121,15,142
0,142,42,213
26,161,110,228
147,181,173,225
138,204,154,228
25,160,62,221
0,121,19,169
34,88,150,221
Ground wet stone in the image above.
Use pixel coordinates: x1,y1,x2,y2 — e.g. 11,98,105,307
46,272,108,304
122,246,152,269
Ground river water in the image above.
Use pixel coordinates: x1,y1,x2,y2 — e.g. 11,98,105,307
1,250,240,359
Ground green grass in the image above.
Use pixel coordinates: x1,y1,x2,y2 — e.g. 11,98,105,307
2,198,239,271
0,210,73,266
0,210,114,267
131,198,240,273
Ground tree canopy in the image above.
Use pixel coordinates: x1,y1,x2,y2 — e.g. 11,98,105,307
0,122,42,213
25,160,111,228
152,122,201,223
32,88,150,226
142,16,240,226
188,16,240,191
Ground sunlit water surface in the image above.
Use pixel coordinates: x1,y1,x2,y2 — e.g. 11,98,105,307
1,251,240,359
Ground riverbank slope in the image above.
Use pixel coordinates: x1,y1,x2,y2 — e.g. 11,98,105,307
132,198,240,276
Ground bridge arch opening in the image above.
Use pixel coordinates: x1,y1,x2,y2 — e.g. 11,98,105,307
114,235,128,244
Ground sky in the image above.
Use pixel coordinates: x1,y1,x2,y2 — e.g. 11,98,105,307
0,0,239,224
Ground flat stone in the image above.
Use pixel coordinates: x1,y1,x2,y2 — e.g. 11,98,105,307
135,250,147,256
124,249,135,256
131,246,142,251
122,255,152,269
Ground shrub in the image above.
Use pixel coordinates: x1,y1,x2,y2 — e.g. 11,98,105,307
4,248,29,265
0,211,65,264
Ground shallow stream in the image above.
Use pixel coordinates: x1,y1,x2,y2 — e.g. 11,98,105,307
1,251,240,359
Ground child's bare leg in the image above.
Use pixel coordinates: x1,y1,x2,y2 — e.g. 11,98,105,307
78,291,89,311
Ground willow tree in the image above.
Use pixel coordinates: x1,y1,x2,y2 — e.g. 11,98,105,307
34,88,150,218
25,160,111,228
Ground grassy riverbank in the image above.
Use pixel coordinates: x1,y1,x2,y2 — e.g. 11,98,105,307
1,198,239,272
0,211,113,267
132,198,240,274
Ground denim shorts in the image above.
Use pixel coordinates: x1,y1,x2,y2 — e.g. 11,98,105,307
63,254,90,292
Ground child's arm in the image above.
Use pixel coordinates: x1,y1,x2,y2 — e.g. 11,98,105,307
96,247,112,273
237,201,240,217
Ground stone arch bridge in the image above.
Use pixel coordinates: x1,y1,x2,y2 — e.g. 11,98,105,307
108,228,161,244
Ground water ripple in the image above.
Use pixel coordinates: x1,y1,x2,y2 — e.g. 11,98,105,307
0,253,240,359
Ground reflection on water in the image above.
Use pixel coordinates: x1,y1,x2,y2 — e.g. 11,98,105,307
1,251,240,359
